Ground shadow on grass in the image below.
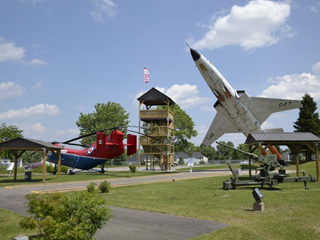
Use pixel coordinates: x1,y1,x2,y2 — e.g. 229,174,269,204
29,234,46,239
244,209,255,212
0,176,43,184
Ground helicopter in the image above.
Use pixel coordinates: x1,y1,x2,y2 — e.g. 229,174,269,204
48,127,137,175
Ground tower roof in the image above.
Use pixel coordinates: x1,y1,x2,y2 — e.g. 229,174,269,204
137,87,175,106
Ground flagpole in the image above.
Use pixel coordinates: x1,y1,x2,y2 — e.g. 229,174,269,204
143,65,145,93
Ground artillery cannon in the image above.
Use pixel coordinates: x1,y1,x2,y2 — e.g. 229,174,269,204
216,141,315,190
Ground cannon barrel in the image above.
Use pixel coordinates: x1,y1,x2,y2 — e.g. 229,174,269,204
216,141,258,160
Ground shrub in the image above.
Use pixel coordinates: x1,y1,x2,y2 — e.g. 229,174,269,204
199,160,206,165
60,165,69,173
20,192,111,240
0,166,25,174
31,164,55,173
87,182,97,193
46,164,54,173
98,180,112,193
128,164,137,173
32,165,43,173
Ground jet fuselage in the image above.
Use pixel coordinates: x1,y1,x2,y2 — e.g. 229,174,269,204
190,48,302,147
191,49,262,142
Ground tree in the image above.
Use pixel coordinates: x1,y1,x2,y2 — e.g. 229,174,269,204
0,123,24,159
235,143,249,160
216,141,235,160
199,144,217,160
76,102,130,147
293,93,320,160
22,151,42,163
293,93,320,135
157,104,197,156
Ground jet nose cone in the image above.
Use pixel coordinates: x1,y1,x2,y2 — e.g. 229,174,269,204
190,48,201,61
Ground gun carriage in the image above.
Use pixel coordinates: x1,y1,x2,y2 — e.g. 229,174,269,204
216,141,315,190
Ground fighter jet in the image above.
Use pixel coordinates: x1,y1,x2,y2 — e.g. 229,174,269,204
189,48,302,159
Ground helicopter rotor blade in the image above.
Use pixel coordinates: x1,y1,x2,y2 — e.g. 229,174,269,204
62,132,97,144
61,125,152,145
62,126,122,144
62,143,89,148
126,129,162,142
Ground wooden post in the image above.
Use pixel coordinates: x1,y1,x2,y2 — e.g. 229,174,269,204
172,104,175,161
42,149,47,184
248,145,253,178
12,150,25,181
14,153,18,181
57,150,61,180
138,101,142,171
315,143,319,182
295,145,301,177
166,100,170,171
248,155,252,178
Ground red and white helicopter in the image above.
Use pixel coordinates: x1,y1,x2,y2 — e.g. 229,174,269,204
48,127,137,174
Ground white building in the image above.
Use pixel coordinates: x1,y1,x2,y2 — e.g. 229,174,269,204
176,152,208,165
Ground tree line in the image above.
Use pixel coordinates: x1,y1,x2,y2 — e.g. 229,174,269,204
1,93,319,162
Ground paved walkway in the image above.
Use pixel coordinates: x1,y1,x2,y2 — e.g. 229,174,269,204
4,169,234,194
1,170,229,239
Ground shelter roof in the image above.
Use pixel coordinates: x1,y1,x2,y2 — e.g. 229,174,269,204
137,87,175,106
245,132,320,145
0,137,63,150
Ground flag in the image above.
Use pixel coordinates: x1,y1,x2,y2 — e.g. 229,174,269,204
144,67,149,83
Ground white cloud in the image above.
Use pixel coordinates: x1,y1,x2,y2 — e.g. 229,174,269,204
133,84,212,109
76,105,85,112
0,37,47,66
310,2,320,14
30,122,46,133
90,12,105,23
17,123,80,143
19,0,44,3
28,58,48,66
191,0,293,50
259,71,320,101
0,39,25,62
165,84,212,109
0,81,25,100
312,61,320,75
310,5,318,14
90,0,117,23
32,81,46,92
262,121,274,129
0,104,60,120
55,128,80,136
190,125,207,146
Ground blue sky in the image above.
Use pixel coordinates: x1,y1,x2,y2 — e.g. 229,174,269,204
0,0,320,148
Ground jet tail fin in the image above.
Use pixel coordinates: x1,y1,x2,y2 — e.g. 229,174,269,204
238,92,302,124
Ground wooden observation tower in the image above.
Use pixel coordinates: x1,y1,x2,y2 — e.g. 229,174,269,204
137,88,175,171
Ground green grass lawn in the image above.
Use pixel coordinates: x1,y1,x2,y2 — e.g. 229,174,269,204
178,163,241,171
1,161,319,239
0,208,37,239
103,161,320,240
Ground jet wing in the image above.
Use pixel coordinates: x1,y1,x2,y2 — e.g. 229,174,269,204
202,112,239,146
247,97,302,124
